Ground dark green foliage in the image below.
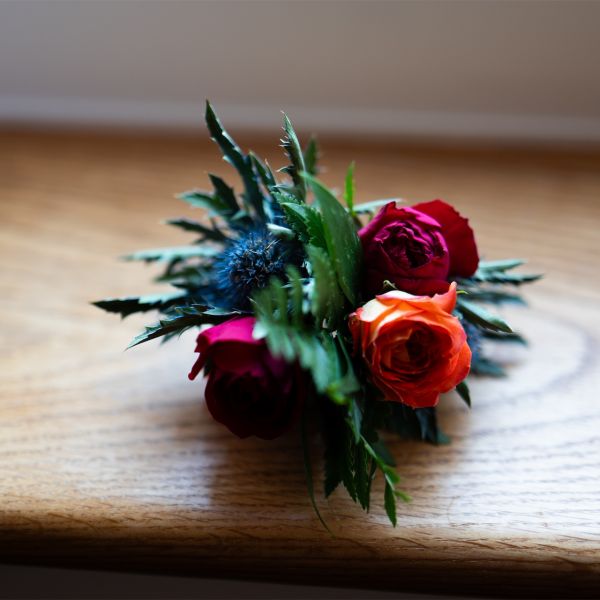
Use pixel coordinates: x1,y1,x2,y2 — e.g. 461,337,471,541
205,100,264,220
302,173,363,306
164,218,229,242
344,162,355,213
456,297,512,333
127,305,238,349
319,399,408,525
178,189,235,217
92,291,188,318
303,136,320,176
281,114,307,201
455,380,471,407
123,245,220,263
390,404,450,445
471,356,506,377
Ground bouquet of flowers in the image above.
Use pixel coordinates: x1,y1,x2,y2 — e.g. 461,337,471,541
95,102,540,526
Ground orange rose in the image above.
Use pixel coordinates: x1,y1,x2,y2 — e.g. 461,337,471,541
349,282,471,408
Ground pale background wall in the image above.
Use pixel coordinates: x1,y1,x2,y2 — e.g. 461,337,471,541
1,0,600,142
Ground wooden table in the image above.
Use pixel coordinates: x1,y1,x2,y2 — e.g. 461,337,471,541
1,130,599,597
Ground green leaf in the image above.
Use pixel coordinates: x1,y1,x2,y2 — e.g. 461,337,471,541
302,173,363,306
354,442,371,510
472,271,542,286
457,298,513,333
483,330,527,344
353,198,398,215
281,113,307,201
384,481,397,527
127,304,235,348
286,265,305,327
303,136,319,176
205,100,264,219
390,405,449,445
306,245,345,326
92,290,188,318
177,189,233,217
478,259,526,271
459,288,527,305
154,264,211,287
455,380,471,407
279,201,327,250
208,174,240,216
321,405,355,500
347,398,363,444
248,151,277,192
123,245,220,263
253,289,334,392
164,218,228,242
301,407,331,533
471,356,507,377
344,162,355,213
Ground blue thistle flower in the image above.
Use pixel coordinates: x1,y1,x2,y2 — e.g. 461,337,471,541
212,229,301,310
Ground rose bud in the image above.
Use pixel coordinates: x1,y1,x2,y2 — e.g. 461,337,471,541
349,283,471,408
359,200,478,297
188,316,304,440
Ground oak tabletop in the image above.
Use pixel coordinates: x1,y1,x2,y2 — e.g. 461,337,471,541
1,130,599,597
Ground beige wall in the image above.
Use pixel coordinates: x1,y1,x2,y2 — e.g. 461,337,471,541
1,0,599,142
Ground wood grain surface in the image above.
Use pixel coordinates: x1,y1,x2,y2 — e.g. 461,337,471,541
1,130,600,597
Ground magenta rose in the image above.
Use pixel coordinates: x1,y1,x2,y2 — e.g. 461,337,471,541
188,316,304,440
359,200,478,296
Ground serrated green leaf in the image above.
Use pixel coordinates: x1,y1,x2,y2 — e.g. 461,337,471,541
354,442,370,510
472,271,542,286
457,298,513,333
248,151,277,192
391,404,449,445
164,218,229,242
302,173,363,306
455,380,471,407
415,407,450,445
205,100,264,220
459,288,527,305
279,201,327,250
303,136,319,176
281,113,307,201
347,398,363,444
306,245,344,326
478,259,525,272
253,285,335,392
127,304,233,348
154,264,211,287
123,245,220,263
208,173,240,215
177,189,233,217
92,290,188,318
286,265,305,326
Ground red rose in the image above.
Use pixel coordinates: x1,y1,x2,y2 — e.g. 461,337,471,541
188,317,304,440
359,200,479,297
412,200,479,277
